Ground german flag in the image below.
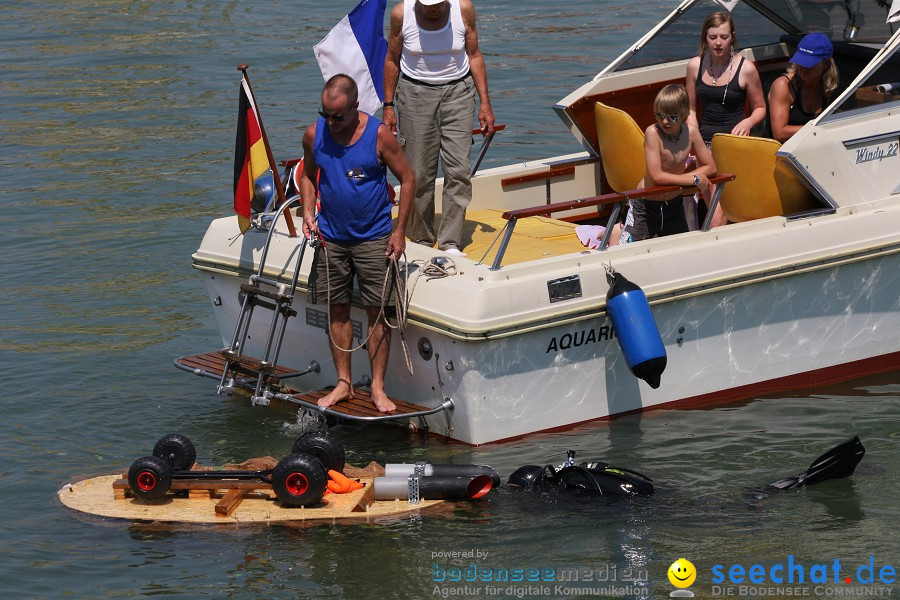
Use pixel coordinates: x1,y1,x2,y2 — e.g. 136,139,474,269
233,76,271,234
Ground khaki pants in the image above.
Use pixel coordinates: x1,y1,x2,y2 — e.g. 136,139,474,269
395,75,476,250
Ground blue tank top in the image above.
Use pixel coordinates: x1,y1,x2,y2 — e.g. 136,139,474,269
313,114,392,243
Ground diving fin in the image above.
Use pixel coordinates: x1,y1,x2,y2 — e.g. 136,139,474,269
763,436,865,492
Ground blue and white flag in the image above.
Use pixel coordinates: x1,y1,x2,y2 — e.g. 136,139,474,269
314,0,388,116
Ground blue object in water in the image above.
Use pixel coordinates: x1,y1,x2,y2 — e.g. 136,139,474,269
606,272,667,388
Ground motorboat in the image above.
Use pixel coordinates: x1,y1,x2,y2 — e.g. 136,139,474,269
177,0,900,445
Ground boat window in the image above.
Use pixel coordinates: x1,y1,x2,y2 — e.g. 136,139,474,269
736,0,896,44
612,0,898,73
831,42,900,115
613,0,791,72
778,0,897,45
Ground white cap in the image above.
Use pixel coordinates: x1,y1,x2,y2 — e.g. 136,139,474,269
418,0,447,5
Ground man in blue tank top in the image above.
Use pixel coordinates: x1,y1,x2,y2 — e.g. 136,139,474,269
299,74,414,413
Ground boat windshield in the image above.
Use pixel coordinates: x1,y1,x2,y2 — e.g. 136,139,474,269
614,0,898,72
829,33,900,116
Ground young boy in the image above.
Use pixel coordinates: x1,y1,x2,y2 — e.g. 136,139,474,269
618,84,716,244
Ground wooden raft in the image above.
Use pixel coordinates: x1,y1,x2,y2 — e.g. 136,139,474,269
59,475,443,524
175,351,432,420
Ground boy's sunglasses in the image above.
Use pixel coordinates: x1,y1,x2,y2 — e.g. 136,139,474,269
318,107,346,122
654,112,680,123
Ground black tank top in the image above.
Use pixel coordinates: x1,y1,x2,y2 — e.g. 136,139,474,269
696,56,747,143
781,74,821,126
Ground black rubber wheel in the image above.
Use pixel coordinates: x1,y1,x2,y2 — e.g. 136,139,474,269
291,431,345,472
153,433,196,471
272,453,328,507
127,456,173,501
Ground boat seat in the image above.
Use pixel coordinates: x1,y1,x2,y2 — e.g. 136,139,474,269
710,133,819,222
594,102,646,193
590,101,650,247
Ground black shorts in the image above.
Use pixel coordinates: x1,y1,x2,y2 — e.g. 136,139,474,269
619,197,689,243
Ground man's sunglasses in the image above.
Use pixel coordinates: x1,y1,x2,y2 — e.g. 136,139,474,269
318,107,347,122
654,112,680,123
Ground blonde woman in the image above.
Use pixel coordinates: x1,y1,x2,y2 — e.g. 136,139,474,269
768,33,839,143
685,12,765,228
686,12,766,142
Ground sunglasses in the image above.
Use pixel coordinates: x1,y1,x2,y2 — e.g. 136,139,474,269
654,112,680,123
318,107,347,122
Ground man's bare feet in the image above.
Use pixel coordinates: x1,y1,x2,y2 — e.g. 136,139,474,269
317,380,353,408
371,388,396,413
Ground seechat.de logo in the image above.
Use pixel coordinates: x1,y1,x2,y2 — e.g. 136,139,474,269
668,558,697,597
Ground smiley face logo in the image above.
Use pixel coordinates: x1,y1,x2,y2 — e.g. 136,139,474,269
668,558,696,588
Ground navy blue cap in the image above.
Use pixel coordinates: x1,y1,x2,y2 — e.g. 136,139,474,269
791,33,833,68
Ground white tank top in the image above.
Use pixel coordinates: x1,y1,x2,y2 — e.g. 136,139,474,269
399,0,469,84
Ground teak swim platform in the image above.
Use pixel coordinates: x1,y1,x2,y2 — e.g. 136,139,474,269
175,350,453,423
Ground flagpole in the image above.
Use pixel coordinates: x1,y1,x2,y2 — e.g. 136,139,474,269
237,64,298,238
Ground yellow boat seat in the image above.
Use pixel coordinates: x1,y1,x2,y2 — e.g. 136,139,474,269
710,133,819,222
594,102,646,193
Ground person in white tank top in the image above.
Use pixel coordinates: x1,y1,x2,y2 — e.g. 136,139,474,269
398,0,468,84
383,0,495,255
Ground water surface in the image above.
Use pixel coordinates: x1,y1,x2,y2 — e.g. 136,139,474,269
1,2,897,598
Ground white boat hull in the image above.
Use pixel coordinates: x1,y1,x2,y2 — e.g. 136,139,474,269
197,225,899,444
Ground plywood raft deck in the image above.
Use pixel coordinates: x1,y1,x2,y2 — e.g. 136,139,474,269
58,475,443,524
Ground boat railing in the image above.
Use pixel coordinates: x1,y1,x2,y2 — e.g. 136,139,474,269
485,174,735,270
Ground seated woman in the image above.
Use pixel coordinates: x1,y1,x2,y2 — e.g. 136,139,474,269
768,33,839,143
618,84,716,245
686,11,766,228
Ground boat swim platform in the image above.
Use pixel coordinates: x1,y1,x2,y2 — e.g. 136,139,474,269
174,351,452,423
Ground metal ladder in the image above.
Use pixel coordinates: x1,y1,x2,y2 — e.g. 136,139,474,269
217,178,319,405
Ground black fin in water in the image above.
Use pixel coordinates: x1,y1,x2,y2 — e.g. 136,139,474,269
763,436,865,492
